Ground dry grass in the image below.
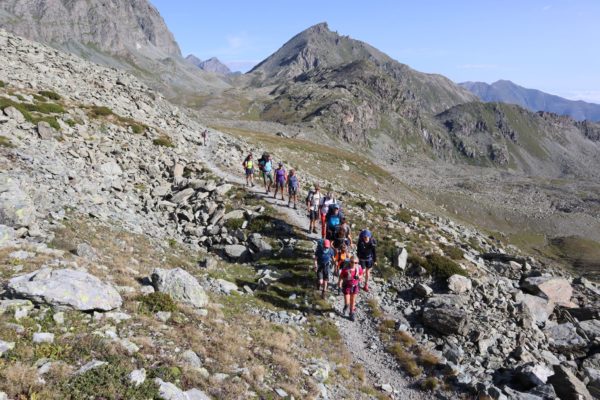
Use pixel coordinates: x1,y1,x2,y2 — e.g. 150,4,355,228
0,362,43,398
416,348,442,367
367,298,384,319
388,343,422,377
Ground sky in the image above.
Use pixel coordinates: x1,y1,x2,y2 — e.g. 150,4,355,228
151,0,600,102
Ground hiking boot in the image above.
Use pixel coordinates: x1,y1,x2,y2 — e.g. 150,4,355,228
293,204,297,210
363,285,369,292
349,312,355,322
343,305,348,315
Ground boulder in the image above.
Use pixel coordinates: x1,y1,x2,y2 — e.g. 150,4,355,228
518,363,555,386
223,244,249,261
76,360,107,375
129,369,146,387
216,279,238,294
151,268,208,308
214,183,233,196
75,243,98,261
578,319,600,340
170,188,195,204
522,276,573,305
544,323,588,355
8,268,122,311
33,332,54,343
520,294,554,325
37,121,55,139
154,379,187,400
0,340,15,356
549,365,593,400
222,209,245,221
447,274,472,294
422,306,470,336
393,248,408,270
247,233,272,259
180,350,203,369
413,283,433,298
185,389,210,400
3,106,25,123
0,175,36,228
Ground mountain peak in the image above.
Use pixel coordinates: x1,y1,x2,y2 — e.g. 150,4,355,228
186,55,231,75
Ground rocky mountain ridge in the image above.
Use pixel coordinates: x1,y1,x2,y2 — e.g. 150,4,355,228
0,0,230,98
460,80,600,122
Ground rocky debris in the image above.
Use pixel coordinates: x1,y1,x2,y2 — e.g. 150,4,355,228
214,279,239,295
7,268,122,311
76,360,107,375
75,242,98,261
129,368,146,387
0,340,15,356
32,332,54,344
151,268,208,308
447,274,472,294
223,244,250,261
521,276,573,305
544,323,588,355
247,233,272,260
413,283,433,298
520,294,554,325
37,121,56,140
549,365,593,400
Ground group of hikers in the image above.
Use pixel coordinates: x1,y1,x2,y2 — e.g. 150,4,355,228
242,152,377,322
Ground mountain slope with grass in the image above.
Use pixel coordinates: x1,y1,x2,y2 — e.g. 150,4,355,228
460,80,600,122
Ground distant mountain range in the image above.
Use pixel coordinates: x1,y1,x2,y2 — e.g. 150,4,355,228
185,55,232,75
459,80,600,122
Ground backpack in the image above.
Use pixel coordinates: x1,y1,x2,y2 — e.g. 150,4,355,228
342,263,360,286
316,246,333,267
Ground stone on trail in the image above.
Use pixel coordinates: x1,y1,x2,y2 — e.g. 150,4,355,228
37,121,56,139
151,268,208,308
7,268,122,311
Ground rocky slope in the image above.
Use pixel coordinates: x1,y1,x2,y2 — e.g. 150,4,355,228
0,0,229,98
460,80,600,122
186,55,232,75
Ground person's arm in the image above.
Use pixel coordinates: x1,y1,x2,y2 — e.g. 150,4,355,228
372,242,377,264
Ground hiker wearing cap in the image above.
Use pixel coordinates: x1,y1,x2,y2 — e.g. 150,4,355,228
287,169,299,209
306,184,322,234
242,153,255,187
314,239,335,298
325,203,342,241
357,229,377,292
273,162,287,201
338,255,363,321
319,192,336,239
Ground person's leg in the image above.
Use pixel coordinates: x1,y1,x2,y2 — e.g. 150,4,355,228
322,279,328,298
364,266,372,291
320,213,326,238
350,293,356,313
343,293,350,314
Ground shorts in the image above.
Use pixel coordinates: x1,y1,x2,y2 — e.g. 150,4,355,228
289,186,298,196
359,259,374,269
245,168,254,176
276,180,285,188
263,172,273,183
309,210,319,221
317,265,331,281
343,284,359,295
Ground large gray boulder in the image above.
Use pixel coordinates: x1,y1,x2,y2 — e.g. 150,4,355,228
393,248,408,270
248,233,272,260
520,294,554,325
549,365,593,400
223,244,250,261
521,276,573,305
151,268,208,308
422,306,470,336
447,274,472,294
544,323,588,355
0,175,36,228
7,268,122,311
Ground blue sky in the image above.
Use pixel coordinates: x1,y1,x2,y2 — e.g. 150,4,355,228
152,0,600,102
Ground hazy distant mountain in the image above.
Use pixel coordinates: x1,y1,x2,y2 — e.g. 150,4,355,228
186,55,232,75
459,80,600,122
0,0,229,96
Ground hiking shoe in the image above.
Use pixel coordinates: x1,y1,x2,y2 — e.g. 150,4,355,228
363,285,369,292
293,204,297,210
349,312,355,322
343,305,348,315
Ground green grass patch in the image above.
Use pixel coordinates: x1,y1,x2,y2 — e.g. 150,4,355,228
88,105,113,118
0,136,15,148
396,209,413,224
136,292,177,313
153,135,175,148
65,362,159,400
39,90,61,100
0,80,5,88
442,245,464,260
224,218,245,231
409,253,466,279
130,123,145,134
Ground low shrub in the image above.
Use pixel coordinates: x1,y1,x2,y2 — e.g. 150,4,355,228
225,218,245,231
0,136,15,148
130,123,145,134
0,80,5,88
420,376,439,391
25,101,65,114
397,209,413,223
424,254,466,278
152,135,174,147
88,105,113,118
443,245,464,260
39,90,61,100
137,292,177,313
388,344,422,377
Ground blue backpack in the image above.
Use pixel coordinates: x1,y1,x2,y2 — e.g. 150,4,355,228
316,246,334,266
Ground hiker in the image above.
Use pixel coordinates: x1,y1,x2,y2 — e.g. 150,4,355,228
202,129,208,146
319,192,336,239
242,153,255,187
287,169,299,209
273,162,287,201
325,204,342,241
333,217,352,250
306,184,323,234
314,239,335,298
333,242,351,284
357,229,377,292
338,256,363,321
258,153,274,193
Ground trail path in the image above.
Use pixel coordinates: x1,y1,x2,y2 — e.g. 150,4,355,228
197,132,428,399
